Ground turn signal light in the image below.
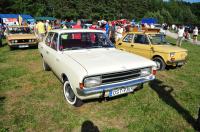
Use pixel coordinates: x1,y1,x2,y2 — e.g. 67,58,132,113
153,69,157,75
171,57,175,61
79,83,84,89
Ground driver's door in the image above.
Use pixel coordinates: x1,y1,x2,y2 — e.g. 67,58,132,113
116,34,133,52
130,34,152,59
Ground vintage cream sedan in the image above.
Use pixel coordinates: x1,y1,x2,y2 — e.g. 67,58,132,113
38,29,157,106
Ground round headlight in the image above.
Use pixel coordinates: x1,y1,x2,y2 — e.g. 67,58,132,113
84,76,102,88
141,68,151,77
14,40,18,43
170,52,175,57
29,39,32,42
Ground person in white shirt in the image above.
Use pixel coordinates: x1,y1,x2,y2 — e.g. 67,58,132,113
193,27,198,44
176,26,184,47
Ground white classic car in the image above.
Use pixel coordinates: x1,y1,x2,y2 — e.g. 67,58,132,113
38,29,157,106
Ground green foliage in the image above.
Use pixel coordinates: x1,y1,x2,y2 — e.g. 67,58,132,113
0,0,200,24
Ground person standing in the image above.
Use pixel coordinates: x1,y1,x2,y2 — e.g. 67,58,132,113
193,27,198,44
108,22,115,43
0,23,3,47
176,26,184,47
72,20,82,39
36,21,46,41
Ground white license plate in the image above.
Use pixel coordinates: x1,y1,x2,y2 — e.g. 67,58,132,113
19,45,29,48
109,86,136,97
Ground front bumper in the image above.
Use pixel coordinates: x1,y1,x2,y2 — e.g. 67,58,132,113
166,60,186,66
77,75,155,96
9,42,38,48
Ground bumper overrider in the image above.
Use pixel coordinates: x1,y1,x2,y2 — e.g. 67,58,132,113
77,75,155,96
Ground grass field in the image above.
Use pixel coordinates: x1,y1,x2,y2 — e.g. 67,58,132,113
0,38,200,131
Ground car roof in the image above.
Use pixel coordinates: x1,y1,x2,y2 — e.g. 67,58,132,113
49,29,105,34
127,31,160,35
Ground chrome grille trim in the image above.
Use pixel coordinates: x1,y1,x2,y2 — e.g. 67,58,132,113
101,69,141,85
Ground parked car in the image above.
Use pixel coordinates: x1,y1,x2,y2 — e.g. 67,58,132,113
38,29,157,106
5,25,38,50
115,31,188,70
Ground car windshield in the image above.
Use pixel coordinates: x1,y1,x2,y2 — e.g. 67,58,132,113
60,32,114,50
8,27,31,34
149,34,168,45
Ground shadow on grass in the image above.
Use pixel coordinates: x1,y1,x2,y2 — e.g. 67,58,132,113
149,79,198,130
81,120,100,132
0,96,6,113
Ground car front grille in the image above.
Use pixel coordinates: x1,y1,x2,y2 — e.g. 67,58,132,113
17,39,31,43
101,69,141,85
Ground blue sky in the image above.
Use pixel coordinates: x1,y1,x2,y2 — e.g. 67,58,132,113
163,0,200,2
183,0,200,2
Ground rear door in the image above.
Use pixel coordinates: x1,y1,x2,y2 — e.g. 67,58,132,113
131,34,152,58
39,32,54,65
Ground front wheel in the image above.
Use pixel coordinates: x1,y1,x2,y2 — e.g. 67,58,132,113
153,57,166,70
63,81,82,107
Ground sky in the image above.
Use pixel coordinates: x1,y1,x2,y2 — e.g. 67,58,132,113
163,0,200,2
183,0,200,2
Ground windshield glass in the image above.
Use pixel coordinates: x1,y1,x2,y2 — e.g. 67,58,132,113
149,34,168,45
8,27,31,34
60,32,114,50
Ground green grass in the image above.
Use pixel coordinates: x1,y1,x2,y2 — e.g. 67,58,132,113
0,39,200,131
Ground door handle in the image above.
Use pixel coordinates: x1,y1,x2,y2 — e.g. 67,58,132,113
118,43,122,45
46,51,49,54
131,45,134,47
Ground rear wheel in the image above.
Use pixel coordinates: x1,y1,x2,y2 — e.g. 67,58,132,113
63,81,82,107
42,59,50,71
153,57,166,70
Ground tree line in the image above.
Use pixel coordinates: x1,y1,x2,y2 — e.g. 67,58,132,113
0,0,200,25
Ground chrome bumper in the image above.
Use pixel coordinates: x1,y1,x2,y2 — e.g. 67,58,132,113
77,75,155,96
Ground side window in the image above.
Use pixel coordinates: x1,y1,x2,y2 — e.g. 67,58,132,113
134,34,149,44
45,32,54,46
123,34,133,43
51,33,58,50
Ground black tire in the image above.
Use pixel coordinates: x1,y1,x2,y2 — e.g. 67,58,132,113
9,46,14,51
63,81,83,107
42,59,50,71
153,57,166,70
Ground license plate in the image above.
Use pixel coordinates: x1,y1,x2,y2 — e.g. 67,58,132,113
19,45,29,48
177,62,184,66
109,86,136,97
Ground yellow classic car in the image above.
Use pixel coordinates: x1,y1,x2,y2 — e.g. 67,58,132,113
6,26,38,50
115,31,188,70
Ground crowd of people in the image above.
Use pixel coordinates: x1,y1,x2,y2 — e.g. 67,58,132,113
176,26,199,47
0,18,199,47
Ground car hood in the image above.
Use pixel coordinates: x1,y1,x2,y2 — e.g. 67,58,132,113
153,45,187,53
7,34,37,40
63,48,156,75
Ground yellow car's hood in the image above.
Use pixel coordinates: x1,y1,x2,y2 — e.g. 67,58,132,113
153,45,187,53
7,34,37,40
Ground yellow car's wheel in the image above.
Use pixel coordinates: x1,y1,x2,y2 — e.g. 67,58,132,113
153,57,166,70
